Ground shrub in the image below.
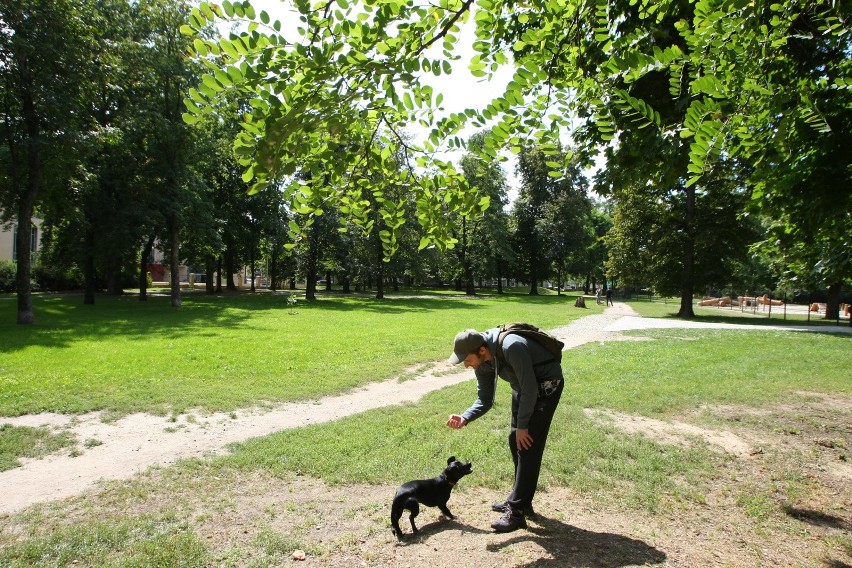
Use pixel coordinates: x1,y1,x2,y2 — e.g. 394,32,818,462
0,260,16,293
32,262,83,291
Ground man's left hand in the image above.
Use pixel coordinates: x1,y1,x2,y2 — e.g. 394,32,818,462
516,428,534,450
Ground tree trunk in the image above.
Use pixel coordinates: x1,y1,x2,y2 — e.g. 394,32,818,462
305,223,319,300
269,245,279,291
528,262,539,295
205,255,215,295
15,195,36,324
677,185,696,318
225,242,237,291
106,260,122,296
464,262,475,295
169,218,181,308
216,256,223,293
15,83,41,325
250,244,256,292
375,238,384,300
825,282,841,320
83,226,96,305
139,234,155,301
456,218,475,296
496,256,504,294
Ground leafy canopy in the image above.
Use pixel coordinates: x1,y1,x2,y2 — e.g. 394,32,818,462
182,0,849,257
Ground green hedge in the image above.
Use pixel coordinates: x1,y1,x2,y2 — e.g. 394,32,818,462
0,260,15,293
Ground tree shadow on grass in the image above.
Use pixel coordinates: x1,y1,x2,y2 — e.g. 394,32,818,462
486,515,666,568
0,292,492,352
0,291,580,352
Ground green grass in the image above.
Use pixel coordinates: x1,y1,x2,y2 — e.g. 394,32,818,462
217,327,847,505
1,292,849,566
567,328,849,414
0,291,598,417
220,383,714,512
0,511,210,567
0,423,76,471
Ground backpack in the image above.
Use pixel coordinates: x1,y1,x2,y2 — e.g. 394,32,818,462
496,323,565,364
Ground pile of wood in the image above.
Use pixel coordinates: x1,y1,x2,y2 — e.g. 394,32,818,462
698,294,784,308
698,296,736,307
811,303,851,316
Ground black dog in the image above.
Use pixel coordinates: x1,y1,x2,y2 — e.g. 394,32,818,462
390,456,473,540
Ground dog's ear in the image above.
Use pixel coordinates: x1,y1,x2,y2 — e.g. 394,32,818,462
447,456,456,465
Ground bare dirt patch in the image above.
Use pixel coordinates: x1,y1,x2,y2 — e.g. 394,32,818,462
14,442,848,567
584,409,761,458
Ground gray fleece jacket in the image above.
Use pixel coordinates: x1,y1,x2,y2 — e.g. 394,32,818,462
460,327,564,429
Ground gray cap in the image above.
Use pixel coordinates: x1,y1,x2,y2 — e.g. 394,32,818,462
448,329,485,364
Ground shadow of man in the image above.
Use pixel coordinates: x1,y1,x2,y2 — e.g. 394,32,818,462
487,515,666,567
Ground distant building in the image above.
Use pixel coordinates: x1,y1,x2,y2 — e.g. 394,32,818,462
0,214,42,263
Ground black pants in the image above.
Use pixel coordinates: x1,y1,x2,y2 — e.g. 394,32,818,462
507,381,563,511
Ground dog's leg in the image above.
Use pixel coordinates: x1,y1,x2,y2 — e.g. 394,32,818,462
438,504,455,520
406,498,420,534
390,499,405,540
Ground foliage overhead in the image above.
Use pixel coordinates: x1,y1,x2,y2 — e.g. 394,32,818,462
182,0,848,261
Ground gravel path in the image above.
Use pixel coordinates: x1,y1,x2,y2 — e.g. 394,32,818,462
1,302,847,515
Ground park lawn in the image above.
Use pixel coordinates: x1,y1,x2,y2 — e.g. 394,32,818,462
0,306,849,565
220,326,849,495
1,324,849,566
0,291,597,417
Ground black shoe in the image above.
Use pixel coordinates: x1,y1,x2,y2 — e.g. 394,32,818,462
491,501,535,517
491,507,526,533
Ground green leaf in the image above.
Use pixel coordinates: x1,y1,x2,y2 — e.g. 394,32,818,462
220,39,239,59
199,2,215,21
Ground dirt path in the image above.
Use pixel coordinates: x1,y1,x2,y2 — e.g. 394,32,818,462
1,302,847,517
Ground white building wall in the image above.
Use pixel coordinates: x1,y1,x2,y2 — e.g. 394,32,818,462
0,217,43,262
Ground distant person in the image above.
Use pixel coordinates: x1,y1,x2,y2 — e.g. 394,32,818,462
605,288,613,306
445,327,564,533
596,288,602,305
